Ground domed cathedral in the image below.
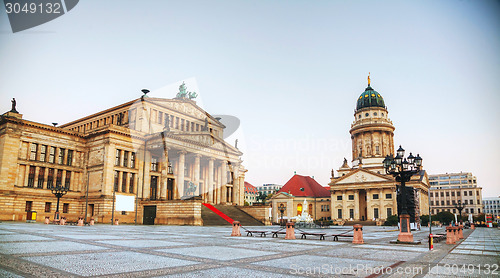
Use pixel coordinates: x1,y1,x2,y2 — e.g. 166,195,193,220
329,75,429,226
350,75,395,172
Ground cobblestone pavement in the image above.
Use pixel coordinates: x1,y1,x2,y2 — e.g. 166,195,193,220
0,222,498,277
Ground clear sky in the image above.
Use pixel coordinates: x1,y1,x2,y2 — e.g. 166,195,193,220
1,1,499,197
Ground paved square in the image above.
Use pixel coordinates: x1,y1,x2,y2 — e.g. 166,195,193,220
0,223,498,277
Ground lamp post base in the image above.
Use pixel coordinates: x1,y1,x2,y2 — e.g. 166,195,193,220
398,214,414,243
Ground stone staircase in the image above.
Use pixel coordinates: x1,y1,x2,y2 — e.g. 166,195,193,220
201,205,264,226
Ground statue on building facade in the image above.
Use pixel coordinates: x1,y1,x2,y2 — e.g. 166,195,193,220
176,82,198,99
10,98,18,113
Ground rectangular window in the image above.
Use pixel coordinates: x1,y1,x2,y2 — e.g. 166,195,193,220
47,168,54,188
30,143,38,160
348,195,354,200
151,156,158,172
385,193,392,199
40,145,47,162
337,195,342,201
58,148,65,164
469,190,472,196
66,150,73,166
464,200,468,205
130,152,136,168
464,191,467,196
45,202,51,212
430,201,434,206
37,167,45,188
27,166,35,187
349,209,354,219
115,149,121,166
446,192,449,196
158,111,163,124
123,151,129,167
56,169,63,187
129,173,135,193
430,192,433,197
64,171,71,189
374,208,379,219
373,194,379,200
446,200,450,205
114,171,119,192
457,191,460,197
441,201,444,205
121,172,127,192
451,192,455,196
470,208,474,214
387,208,392,217
48,147,56,163
337,209,342,219
181,119,185,131
25,201,32,212
63,203,69,213
440,192,444,197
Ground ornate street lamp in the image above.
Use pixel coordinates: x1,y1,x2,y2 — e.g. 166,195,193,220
383,146,423,242
51,183,68,220
278,203,286,226
455,200,466,224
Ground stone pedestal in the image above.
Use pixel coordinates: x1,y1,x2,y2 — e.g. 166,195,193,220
397,214,413,242
44,217,50,224
285,222,295,240
231,221,241,236
352,224,364,244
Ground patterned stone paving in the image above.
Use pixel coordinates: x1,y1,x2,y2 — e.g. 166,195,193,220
0,222,498,277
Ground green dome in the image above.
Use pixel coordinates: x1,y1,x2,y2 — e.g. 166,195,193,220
356,85,385,110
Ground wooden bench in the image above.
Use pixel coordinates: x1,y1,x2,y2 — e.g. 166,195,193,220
300,232,326,240
271,231,286,238
246,230,268,237
432,234,446,242
332,234,354,241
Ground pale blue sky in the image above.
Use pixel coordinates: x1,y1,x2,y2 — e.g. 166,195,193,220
1,1,499,197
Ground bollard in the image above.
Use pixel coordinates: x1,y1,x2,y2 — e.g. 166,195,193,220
60,217,66,225
352,224,364,244
114,218,119,225
77,217,84,226
231,221,241,236
285,222,296,240
90,217,95,225
44,216,50,224
458,225,464,239
429,234,433,250
446,226,454,244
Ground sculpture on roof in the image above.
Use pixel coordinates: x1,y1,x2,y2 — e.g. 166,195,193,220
176,82,198,99
10,98,18,113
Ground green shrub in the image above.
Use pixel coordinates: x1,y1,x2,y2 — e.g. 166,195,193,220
383,214,399,226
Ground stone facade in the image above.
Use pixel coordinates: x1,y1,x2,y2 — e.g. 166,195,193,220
429,172,483,216
0,90,245,225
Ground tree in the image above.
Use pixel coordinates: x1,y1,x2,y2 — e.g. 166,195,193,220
256,192,267,203
420,214,429,226
435,211,454,225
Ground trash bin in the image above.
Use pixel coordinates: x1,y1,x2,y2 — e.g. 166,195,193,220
26,211,37,223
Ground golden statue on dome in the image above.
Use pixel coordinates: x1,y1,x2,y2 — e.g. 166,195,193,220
368,72,371,86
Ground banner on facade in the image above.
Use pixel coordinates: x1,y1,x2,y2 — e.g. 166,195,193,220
115,194,135,211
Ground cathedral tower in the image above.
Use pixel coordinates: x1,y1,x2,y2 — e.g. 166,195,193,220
350,75,395,170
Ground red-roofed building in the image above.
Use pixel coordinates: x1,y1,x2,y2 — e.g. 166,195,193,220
244,182,258,205
271,174,331,223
